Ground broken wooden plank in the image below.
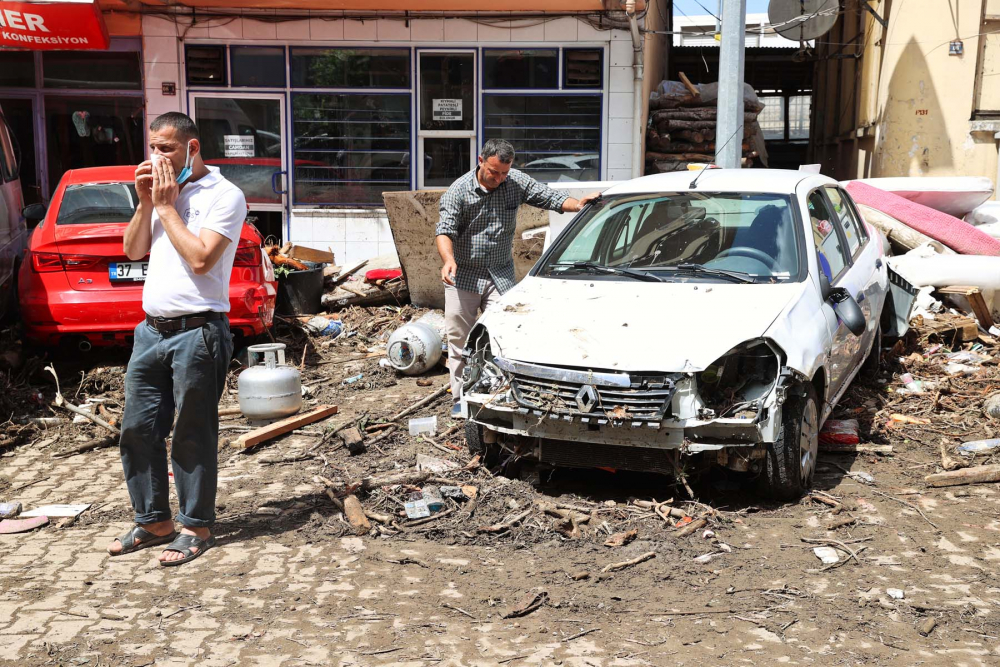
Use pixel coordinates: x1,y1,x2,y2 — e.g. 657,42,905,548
937,285,994,328
343,495,371,534
339,427,365,455
332,259,369,286
287,244,334,264
391,385,450,422
218,406,242,417
819,442,893,455
678,71,700,99
232,405,339,449
924,464,1000,487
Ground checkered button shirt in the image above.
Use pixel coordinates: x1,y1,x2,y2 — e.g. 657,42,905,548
436,167,569,295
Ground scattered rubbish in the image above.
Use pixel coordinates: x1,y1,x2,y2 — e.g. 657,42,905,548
386,320,442,375
601,551,656,573
819,442,893,455
918,617,937,637
925,464,1000,487
421,486,446,513
0,502,22,519
813,546,841,565
502,590,548,619
887,588,905,600
409,416,438,437
254,507,281,516
890,414,931,425
404,496,431,519
944,362,980,376
341,373,364,386
603,529,638,548
819,420,861,446
897,373,927,394
343,495,371,535
304,316,342,337
231,404,339,449
239,343,303,421
702,529,715,539
440,486,469,501
414,453,457,474
984,394,1000,419
339,427,365,455
20,504,90,518
416,378,433,387
0,516,49,534
956,439,1000,455
26,417,68,427
43,364,119,435
71,402,96,425
851,471,875,484
364,268,403,283
391,385,450,422
675,517,708,537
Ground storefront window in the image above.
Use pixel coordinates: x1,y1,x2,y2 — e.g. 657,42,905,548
231,46,286,88
483,94,601,182
44,96,145,192
290,48,410,89
0,52,35,88
483,49,558,89
292,93,411,205
42,52,141,90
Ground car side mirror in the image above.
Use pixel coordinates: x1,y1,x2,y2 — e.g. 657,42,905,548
828,286,866,337
22,203,47,228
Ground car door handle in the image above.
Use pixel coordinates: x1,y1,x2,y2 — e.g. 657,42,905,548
271,170,287,195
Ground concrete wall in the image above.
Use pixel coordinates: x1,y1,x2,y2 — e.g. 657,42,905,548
139,11,639,266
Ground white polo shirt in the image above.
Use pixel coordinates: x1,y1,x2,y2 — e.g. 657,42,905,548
142,167,247,318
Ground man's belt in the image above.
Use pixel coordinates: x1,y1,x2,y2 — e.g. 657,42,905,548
145,311,223,333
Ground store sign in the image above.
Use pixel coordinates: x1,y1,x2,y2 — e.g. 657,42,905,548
432,98,462,121
0,1,110,51
223,135,254,158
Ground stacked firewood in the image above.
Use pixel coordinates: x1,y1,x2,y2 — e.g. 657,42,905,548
645,73,768,174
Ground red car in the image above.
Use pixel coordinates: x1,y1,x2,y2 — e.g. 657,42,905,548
18,166,276,350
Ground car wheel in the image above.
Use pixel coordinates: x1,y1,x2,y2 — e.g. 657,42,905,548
759,383,819,501
465,421,500,466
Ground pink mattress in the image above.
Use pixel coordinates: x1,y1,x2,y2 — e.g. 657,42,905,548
846,181,1000,256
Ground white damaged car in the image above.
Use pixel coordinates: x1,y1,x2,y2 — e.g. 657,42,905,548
460,169,890,499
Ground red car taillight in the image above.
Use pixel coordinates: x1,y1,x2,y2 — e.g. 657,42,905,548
31,253,104,272
234,239,262,267
31,252,64,272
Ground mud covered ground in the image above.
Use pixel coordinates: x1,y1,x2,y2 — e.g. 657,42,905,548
1,310,999,666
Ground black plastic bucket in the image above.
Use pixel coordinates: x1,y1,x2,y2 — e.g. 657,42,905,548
276,262,324,316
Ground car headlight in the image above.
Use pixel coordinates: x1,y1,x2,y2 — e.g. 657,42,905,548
697,339,781,420
462,327,509,395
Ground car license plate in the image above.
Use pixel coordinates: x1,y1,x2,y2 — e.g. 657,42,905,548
109,262,148,282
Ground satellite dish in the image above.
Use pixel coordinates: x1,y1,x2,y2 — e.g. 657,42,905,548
768,0,839,41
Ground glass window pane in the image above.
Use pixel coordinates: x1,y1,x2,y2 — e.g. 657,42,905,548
0,52,35,88
186,45,227,86
43,51,141,90
293,93,411,205
825,187,865,256
195,97,283,205
808,190,848,280
484,95,600,182
789,95,811,139
0,97,39,203
563,49,602,88
483,49,558,89
231,46,286,87
758,95,785,140
44,96,145,190
57,183,137,225
290,48,409,88
419,52,473,132
424,138,470,187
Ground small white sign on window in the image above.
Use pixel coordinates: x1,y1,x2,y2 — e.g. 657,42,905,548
223,135,254,158
432,98,462,121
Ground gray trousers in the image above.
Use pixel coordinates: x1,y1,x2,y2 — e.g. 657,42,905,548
119,318,233,528
445,280,503,403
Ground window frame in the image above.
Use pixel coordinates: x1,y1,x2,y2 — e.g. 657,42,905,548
481,47,560,91
229,45,287,89
288,46,411,90
823,186,868,261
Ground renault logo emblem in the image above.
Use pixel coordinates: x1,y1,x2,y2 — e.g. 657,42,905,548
575,384,598,412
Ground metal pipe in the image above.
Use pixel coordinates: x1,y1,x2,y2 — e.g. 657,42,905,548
627,1,644,179
78,339,92,352
716,0,748,169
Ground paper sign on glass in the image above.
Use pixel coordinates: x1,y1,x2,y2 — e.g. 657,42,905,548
223,135,254,158
432,99,462,121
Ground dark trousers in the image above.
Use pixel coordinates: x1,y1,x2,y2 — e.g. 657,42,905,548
119,318,233,528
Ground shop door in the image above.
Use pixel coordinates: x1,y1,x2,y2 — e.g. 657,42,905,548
417,50,476,189
190,94,287,238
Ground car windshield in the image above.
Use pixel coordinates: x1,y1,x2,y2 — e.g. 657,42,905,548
540,192,801,282
57,183,137,225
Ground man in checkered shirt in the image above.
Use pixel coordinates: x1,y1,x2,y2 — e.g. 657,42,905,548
435,138,600,417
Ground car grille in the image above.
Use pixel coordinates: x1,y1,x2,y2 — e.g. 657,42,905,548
539,440,675,474
510,373,677,422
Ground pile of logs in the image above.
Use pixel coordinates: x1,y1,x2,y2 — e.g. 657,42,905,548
645,73,767,174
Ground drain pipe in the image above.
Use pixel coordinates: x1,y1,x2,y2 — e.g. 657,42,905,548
626,1,643,179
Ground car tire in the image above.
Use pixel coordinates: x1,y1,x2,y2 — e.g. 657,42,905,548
759,383,819,501
465,421,500,466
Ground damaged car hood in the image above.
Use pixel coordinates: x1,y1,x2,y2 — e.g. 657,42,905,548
480,277,808,373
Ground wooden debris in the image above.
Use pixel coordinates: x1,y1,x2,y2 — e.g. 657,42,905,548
332,259,369,286
44,365,120,436
361,470,431,492
339,427,365,455
925,464,1000,487
938,285,993,328
231,405,339,449
478,508,532,534
603,529,638,548
287,244,334,264
939,439,967,472
502,590,548,619
601,551,656,573
51,435,116,459
343,495,371,534
391,385,450,422
826,516,857,531
218,406,242,417
678,71,700,98
809,493,845,513
918,617,937,637
569,571,590,581
675,518,708,537
819,442,893,455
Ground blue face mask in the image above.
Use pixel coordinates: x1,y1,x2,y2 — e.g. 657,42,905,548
175,140,194,184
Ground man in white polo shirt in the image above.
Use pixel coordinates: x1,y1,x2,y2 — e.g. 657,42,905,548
107,112,245,567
